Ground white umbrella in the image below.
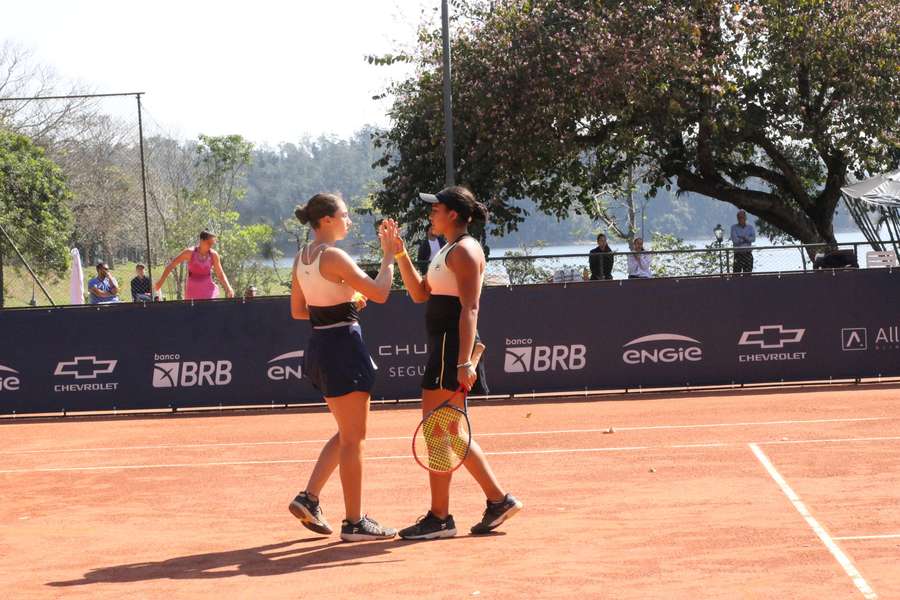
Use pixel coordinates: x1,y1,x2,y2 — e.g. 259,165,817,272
70,248,85,305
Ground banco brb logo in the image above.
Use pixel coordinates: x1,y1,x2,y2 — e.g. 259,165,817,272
152,354,232,388
504,338,587,373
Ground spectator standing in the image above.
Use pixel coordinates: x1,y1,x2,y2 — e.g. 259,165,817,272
730,210,756,273
588,233,615,280
416,224,446,273
627,238,652,279
130,264,152,302
88,262,120,304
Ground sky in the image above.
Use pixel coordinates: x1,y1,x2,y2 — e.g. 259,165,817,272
1,0,436,145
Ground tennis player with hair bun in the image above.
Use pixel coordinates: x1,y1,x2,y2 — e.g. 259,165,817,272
390,186,523,540
287,192,399,542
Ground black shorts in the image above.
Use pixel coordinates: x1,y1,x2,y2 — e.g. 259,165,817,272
304,323,377,398
421,329,489,395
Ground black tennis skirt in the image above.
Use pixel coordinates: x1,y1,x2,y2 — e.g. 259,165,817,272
421,328,489,395
304,322,377,398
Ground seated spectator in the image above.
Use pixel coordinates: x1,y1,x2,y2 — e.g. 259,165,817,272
130,264,152,302
244,285,258,299
88,262,120,304
627,238,652,279
813,246,859,270
589,233,614,280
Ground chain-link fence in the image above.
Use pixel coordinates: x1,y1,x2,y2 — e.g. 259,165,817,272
485,241,891,286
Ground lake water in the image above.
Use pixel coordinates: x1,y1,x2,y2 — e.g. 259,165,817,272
277,231,873,280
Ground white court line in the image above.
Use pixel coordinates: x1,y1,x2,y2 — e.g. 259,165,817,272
0,446,649,474
834,534,900,541
2,435,897,475
0,416,890,456
761,435,900,446
749,443,877,600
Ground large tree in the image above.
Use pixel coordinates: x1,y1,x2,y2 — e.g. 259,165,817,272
373,0,900,244
0,129,72,307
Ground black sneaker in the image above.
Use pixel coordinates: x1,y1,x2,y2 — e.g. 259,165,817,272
470,493,523,534
289,491,333,535
340,515,397,542
398,511,457,540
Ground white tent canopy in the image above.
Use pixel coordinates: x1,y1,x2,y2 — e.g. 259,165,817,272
841,169,900,208
841,169,900,256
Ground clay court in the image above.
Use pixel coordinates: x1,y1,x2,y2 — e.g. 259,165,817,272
2,383,899,599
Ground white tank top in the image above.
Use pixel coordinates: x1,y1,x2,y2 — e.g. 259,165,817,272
295,245,356,306
426,236,484,296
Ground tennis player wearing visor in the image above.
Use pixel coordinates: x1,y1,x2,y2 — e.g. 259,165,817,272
390,186,523,540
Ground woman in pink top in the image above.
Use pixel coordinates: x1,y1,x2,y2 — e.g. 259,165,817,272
154,230,235,300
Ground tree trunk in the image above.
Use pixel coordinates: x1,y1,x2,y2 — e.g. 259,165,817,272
675,170,832,245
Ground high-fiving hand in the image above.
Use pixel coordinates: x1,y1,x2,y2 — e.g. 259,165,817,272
378,218,405,258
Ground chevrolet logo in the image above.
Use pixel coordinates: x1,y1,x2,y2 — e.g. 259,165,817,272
54,356,118,380
738,325,805,349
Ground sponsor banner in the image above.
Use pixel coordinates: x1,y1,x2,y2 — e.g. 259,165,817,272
0,269,898,414
0,363,21,393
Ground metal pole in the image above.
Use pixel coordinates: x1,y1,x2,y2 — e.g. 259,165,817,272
136,94,154,282
441,0,455,186
0,222,56,306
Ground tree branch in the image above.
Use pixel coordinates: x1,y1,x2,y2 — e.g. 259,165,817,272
676,169,820,242
746,132,813,208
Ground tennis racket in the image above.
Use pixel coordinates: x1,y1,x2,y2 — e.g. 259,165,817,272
412,342,485,474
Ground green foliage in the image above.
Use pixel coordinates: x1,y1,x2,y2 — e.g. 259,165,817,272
216,210,280,294
648,233,722,278
154,134,279,298
373,0,900,245
243,129,386,255
0,129,73,305
502,242,552,285
195,134,253,212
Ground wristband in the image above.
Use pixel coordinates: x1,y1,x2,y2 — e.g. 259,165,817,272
457,361,473,369
394,250,408,261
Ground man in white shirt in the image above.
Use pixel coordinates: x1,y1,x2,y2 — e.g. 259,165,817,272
729,210,756,273
627,238,652,279
416,224,446,272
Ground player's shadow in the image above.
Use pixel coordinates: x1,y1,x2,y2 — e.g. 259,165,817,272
46,537,402,587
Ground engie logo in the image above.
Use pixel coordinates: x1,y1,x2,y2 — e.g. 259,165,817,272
622,334,702,365
504,339,587,373
152,354,232,388
267,351,304,381
0,364,21,392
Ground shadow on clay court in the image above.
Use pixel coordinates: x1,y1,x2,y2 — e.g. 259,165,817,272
46,532,504,587
46,538,401,586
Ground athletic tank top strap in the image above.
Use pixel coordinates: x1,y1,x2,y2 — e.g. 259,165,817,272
426,234,468,297
296,244,359,327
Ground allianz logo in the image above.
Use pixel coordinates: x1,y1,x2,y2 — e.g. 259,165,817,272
0,364,21,392
267,351,304,381
621,334,703,365
152,354,232,388
504,338,587,373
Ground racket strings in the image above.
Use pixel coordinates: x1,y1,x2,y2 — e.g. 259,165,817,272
419,406,470,472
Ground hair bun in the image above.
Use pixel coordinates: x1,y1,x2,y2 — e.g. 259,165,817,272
295,205,310,224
